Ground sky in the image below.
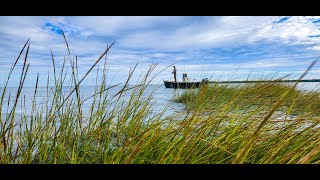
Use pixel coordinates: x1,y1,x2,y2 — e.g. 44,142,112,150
1,16,320,87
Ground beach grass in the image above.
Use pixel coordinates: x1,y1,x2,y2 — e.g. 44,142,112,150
0,35,319,164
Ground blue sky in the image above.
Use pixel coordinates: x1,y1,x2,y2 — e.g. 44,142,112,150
1,16,320,87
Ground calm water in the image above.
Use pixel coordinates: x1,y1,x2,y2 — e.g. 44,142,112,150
1,82,320,118
0,84,186,118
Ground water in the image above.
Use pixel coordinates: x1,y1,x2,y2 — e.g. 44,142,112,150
295,82,320,92
1,82,320,119
0,84,186,119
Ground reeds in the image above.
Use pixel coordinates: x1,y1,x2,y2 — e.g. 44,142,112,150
0,33,319,164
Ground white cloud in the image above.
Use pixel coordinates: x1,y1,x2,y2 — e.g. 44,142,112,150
1,16,320,86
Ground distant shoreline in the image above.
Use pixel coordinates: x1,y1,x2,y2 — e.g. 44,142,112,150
209,79,320,83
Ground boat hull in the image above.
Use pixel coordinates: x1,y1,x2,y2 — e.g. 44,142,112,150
164,80,201,89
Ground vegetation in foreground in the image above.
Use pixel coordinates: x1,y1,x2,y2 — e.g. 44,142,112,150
0,36,319,164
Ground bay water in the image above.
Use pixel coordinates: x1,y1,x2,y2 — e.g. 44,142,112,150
1,82,320,120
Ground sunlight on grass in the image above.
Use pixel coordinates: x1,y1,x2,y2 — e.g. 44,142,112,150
0,34,319,164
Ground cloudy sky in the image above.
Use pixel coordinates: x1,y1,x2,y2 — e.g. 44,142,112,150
1,16,320,87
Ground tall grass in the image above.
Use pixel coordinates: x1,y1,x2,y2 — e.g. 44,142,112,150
0,34,319,164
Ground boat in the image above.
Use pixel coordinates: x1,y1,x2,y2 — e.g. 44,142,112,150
163,80,202,88
163,66,208,89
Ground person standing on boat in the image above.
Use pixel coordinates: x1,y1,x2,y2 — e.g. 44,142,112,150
172,66,177,82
